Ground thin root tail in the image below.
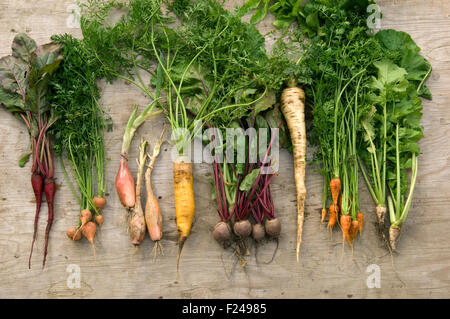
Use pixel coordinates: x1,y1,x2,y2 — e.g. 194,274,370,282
177,237,186,277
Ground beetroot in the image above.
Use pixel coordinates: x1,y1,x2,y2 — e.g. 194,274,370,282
233,219,252,238
265,218,281,238
28,173,43,269
252,223,265,241
213,221,231,243
42,178,56,267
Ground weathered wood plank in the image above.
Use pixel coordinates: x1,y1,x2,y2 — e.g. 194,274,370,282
0,0,449,298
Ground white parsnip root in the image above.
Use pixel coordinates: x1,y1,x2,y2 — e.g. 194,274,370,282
281,84,306,263
376,204,387,231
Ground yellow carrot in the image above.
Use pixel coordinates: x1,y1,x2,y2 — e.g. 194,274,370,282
174,157,195,272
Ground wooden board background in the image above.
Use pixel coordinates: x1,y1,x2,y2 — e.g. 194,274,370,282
0,0,449,299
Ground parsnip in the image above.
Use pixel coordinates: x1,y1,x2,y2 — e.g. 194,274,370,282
280,84,306,262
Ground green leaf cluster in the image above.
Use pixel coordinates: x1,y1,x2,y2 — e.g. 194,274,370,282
0,33,62,171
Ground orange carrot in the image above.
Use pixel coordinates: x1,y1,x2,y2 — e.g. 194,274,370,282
349,220,360,244
340,214,351,244
74,209,92,238
357,212,364,234
81,221,97,259
92,197,107,211
80,209,92,227
81,221,96,246
94,214,104,227
328,204,338,229
320,208,327,224
330,177,341,206
67,227,82,241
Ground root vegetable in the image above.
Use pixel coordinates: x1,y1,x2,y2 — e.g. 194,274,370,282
81,221,96,245
349,220,360,243
67,227,82,241
265,218,281,238
80,209,92,226
128,209,146,245
116,105,161,210
94,214,104,227
213,221,232,243
281,83,306,262
74,209,93,239
376,205,386,231
328,204,338,229
92,197,107,211
128,140,147,246
116,157,135,209
144,129,165,248
29,172,43,269
42,177,56,268
233,219,252,238
340,214,351,247
320,208,327,225
1,34,62,268
145,190,162,241
174,157,195,271
252,223,265,242
357,212,364,234
330,177,341,206
389,225,401,251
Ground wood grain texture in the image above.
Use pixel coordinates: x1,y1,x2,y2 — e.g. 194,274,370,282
0,0,449,299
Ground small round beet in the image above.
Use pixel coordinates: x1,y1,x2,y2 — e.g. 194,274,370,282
233,219,252,238
252,223,265,241
213,221,231,243
265,218,281,238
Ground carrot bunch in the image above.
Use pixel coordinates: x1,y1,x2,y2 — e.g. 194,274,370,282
316,71,367,255
48,34,111,254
